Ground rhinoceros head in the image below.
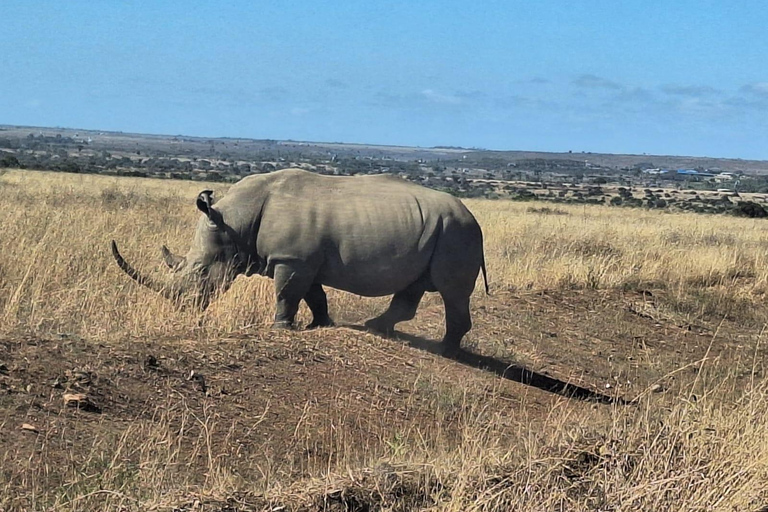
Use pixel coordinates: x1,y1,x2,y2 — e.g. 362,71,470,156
112,190,246,310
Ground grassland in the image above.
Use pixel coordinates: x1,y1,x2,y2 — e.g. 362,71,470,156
2,169,768,511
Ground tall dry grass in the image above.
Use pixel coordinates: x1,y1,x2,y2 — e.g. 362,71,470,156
6,362,768,511
473,200,768,326
3,169,768,510
3,169,768,340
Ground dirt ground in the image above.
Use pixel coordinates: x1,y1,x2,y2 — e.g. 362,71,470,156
1,288,762,509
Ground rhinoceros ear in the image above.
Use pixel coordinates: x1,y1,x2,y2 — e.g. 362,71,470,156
196,190,215,217
161,245,185,270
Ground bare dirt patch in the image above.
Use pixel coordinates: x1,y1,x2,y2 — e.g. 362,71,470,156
2,289,764,510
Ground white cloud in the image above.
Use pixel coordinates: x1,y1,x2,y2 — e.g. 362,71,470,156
421,89,462,105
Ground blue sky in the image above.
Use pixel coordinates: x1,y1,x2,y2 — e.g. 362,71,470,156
2,1,767,159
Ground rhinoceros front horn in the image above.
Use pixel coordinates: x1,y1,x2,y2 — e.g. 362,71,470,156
111,240,178,300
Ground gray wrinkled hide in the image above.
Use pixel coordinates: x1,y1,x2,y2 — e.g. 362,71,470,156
117,168,488,355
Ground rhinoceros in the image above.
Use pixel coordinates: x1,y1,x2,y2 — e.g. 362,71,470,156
111,168,488,355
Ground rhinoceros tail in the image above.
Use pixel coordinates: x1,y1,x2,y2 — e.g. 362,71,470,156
481,251,489,295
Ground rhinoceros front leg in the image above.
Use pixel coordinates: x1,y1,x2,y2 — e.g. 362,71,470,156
304,283,335,329
272,262,315,329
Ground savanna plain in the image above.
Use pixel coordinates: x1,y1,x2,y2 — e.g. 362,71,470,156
3,169,768,511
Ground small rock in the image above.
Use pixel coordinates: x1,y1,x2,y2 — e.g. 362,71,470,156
66,369,93,385
650,383,665,393
187,371,207,393
144,354,159,370
63,393,101,413
63,392,88,405
20,423,39,434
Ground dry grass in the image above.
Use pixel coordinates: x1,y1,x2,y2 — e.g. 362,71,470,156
3,169,768,510
476,198,768,327
3,170,768,340
281,376,768,512
6,367,768,511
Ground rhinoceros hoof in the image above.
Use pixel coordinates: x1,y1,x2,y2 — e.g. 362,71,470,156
440,344,461,359
306,318,335,329
272,320,294,330
364,319,395,336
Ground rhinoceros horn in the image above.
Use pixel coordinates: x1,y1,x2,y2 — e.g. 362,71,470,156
161,245,185,270
111,240,179,300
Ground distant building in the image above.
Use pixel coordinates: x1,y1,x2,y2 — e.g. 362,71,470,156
677,169,715,177
715,172,735,181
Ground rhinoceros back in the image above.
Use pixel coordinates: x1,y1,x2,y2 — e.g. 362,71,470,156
221,169,482,297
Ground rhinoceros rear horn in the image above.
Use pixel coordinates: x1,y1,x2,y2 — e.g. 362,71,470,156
161,245,185,270
111,240,177,300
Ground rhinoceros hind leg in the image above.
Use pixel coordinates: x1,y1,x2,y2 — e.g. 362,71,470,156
365,280,426,335
304,283,335,329
438,292,471,357
273,262,315,329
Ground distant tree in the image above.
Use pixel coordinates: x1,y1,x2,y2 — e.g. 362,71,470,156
0,152,19,168
733,201,768,218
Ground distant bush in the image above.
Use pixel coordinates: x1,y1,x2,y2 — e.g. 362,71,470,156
526,206,569,216
0,152,19,168
733,201,768,218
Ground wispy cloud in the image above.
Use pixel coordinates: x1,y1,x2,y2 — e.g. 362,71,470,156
369,77,768,124
373,88,481,110
514,77,550,85
420,89,463,105
660,84,721,97
572,74,623,90
613,87,654,103
494,94,559,110
258,86,290,102
325,78,348,89
741,82,768,97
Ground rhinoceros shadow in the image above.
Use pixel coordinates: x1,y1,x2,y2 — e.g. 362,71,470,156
344,325,626,405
